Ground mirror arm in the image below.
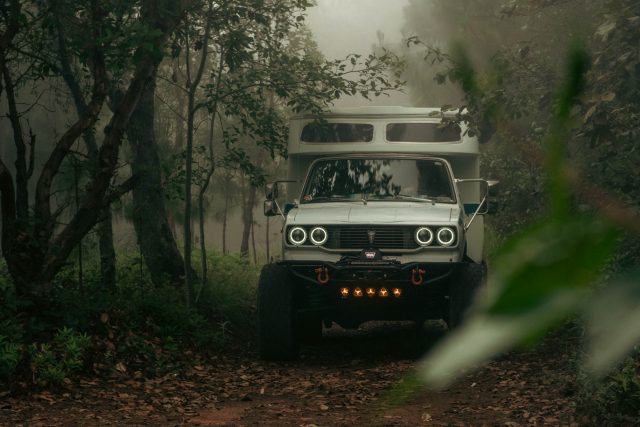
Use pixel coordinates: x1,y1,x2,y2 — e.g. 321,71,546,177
455,178,489,230
464,192,487,231
272,198,287,221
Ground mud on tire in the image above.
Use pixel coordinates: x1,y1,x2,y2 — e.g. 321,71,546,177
447,262,486,329
257,264,299,360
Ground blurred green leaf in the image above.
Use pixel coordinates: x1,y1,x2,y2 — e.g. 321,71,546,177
420,290,583,388
489,216,619,315
420,215,618,388
587,269,640,374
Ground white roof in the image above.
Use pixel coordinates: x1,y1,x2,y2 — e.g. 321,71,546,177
291,106,461,119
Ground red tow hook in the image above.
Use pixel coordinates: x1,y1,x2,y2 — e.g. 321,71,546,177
315,266,330,284
411,267,426,285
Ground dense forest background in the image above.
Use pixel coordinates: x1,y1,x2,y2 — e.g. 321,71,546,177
1,0,639,424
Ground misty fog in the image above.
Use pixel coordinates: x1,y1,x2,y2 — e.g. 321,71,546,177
306,0,410,107
0,0,629,265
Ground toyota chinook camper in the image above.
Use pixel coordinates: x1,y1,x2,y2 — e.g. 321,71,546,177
258,106,495,360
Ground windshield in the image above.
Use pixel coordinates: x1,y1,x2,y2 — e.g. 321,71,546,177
301,158,455,203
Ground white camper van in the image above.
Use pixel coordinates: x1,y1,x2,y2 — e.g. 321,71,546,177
258,107,495,360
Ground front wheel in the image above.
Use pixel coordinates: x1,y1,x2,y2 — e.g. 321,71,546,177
447,262,486,329
257,264,299,360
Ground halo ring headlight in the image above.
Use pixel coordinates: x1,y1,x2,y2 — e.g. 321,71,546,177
437,227,456,247
288,227,307,246
415,227,434,246
309,227,328,246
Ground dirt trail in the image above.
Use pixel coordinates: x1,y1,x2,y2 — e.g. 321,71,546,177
0,323,577,426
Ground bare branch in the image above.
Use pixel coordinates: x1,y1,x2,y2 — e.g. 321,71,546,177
155,92,188,122
102,174,139,206
157,73,189,94
0,58,29,218
43,0,196,281
34,6,109,237
0,155,16,252
26,124,36,179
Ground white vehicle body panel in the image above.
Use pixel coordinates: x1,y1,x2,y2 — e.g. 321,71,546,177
284,107,485,263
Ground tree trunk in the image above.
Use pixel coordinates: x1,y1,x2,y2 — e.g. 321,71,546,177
266,216,270,262
97,209,116,288
198,192,207,283
183,92,195,306
55,5,118,291
251,219,257,264
126,79,185,287
222,187,229,254
1,0,192,304
240,182,257,257
198,115,217,284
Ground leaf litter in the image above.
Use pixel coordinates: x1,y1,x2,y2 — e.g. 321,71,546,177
0,322,578,426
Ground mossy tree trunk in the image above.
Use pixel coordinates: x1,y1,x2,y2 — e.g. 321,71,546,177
126,81,186,288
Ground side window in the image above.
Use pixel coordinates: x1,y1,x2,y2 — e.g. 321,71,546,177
386,123,461,142
301,123,374,142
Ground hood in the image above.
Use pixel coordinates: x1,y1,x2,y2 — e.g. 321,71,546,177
288,202,458,225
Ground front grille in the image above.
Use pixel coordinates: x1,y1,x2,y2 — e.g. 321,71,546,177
325,226,419,250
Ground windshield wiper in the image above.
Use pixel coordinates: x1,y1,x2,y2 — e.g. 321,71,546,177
303,195,349,203
394,194,435,203
432,195,454,203
371,194,435,203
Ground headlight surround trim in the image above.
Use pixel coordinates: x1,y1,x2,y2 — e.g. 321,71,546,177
414,227,434,246
309,226,329,246
436,227,456,247
288,226,307,246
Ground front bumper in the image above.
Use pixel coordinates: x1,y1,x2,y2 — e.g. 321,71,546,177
281,259,459,320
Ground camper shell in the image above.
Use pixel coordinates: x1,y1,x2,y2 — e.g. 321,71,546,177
257,107,493,360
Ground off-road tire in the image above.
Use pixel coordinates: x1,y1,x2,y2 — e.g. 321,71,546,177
297,315,323,344
447,262,486,329
257,264,299,360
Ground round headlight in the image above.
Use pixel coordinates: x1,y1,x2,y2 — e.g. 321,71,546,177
309,227,328,246
415,227,434,246
288,227,307,246
437,227,455,247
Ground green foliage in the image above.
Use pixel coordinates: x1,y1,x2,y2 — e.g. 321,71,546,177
197,251,260,337
397,7,640,419
0,262,26,384
29,327,91,387
0,335,22,382
576,351,640,425
0,251,259,387
416,36,638,392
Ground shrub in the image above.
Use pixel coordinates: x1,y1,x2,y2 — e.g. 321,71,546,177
197,251,260,338
0,335,22,383
29,327,92,387
576,349,640,425
0,251,260,387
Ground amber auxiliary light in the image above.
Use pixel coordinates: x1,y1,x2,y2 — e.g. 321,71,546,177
338,287,402,298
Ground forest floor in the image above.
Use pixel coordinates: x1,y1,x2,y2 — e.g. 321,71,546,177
0,322,578,426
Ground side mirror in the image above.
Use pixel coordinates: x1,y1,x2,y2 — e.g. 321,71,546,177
263,180,297,218
487,180,500,214
456,178,498,228
263,200,278,217
265,182,278,200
